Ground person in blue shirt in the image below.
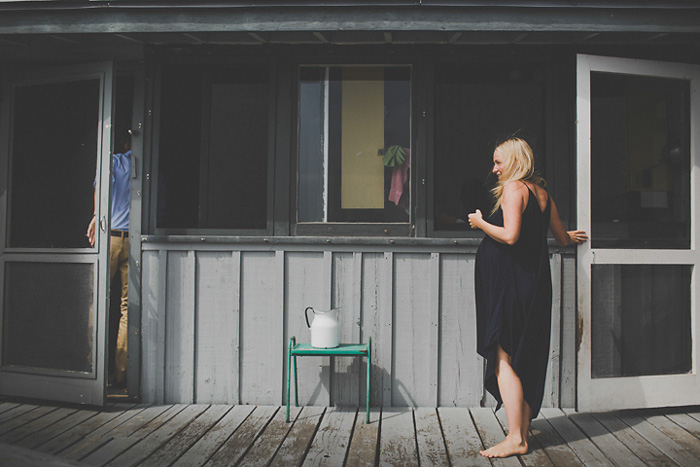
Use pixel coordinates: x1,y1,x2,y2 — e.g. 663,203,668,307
86,136,131,389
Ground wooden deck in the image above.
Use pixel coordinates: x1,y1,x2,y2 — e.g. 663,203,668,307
1,400,700,466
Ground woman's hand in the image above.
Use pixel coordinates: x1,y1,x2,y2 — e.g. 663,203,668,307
468,209,483,230
567,230,588,244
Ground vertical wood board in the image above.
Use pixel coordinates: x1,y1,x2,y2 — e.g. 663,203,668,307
392,253,434,407
560,256,577,407
240,252,283,405
543,253,562,409
195,251,237,404
331,252,362,406
165,251,196,404
438,254,482,407
361,253,392,407
285,251,331,406
141,250,166,404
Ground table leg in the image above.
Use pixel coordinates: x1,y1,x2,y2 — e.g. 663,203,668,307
286,337,293,422
366,337,371,424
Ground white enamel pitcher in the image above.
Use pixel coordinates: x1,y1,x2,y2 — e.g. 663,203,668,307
305,306,340,348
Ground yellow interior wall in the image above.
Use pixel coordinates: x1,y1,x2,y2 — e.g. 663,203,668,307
341,67,385,209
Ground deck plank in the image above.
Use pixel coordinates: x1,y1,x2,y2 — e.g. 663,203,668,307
171,404,255,467
495,408,554,467
57,405,154,460
641,412,700,461
686,410,700,424
566,411,646,467
0,407,77,445
240,405,301,466
345,409,380,467
540,408,612,467
529,415,585,467
16,407,97,450
0,404,41,426
665,412,700,439
268,406,325,467
414,407,449,466
138,405,232,467
0,402,21,415
438,407,490,467
1,403,699,466
203,405,278,466
378,408,419,466
38,404,140,455
302,406,356,466
469,407,520,467
0,405,57,437
615,411,700,467
79,404,186,465
591,411,675,466
103,404,209,467
0,442,84,467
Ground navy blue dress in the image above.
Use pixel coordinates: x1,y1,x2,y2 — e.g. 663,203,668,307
475,185,552,418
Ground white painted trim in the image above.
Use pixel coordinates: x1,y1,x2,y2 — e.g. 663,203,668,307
576,54,700,412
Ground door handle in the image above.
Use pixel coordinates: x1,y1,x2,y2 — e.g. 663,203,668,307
100,216,107,233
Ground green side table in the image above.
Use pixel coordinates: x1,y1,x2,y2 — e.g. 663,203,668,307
286,336,371,423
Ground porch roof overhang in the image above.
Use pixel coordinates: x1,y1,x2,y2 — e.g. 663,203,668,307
0,1,699,61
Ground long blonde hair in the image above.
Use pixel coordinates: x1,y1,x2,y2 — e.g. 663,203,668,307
491,137,546,214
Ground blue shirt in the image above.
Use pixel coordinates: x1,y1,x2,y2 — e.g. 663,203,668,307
95,150,131,231
110,150,131,231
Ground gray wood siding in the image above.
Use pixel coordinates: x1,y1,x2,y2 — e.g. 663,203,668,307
140,243,576,408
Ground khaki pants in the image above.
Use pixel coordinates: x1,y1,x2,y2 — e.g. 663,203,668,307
110,233,128,385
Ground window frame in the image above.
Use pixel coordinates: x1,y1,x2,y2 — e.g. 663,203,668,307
291,62,417,237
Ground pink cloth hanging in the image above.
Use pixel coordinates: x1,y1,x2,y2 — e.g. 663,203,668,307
388,148,410,207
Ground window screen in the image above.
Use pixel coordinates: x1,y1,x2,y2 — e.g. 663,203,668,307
591,264,692,378
590,72,690,249
8,79,99,248
3,262,95,373
157,64,270,230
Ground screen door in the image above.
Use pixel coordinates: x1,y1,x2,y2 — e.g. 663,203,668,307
577,54,700,411
0,62,113,405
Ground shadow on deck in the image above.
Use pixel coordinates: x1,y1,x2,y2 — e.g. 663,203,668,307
1,399,699,466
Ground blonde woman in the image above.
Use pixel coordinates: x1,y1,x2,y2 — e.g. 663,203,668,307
468,138,587,458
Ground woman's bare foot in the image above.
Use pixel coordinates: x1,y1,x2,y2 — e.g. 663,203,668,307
479,437,528,458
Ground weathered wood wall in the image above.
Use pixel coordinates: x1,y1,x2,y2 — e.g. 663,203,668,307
140,241,576,408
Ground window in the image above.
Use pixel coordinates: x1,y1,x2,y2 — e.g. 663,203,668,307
297,66,411,228
433,64,546,233
156,64,271,231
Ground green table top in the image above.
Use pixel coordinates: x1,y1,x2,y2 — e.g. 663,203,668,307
291,342,368,356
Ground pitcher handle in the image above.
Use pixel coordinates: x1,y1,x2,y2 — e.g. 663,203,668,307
304,307,314,328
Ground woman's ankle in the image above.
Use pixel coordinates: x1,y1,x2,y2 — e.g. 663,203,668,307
506,433,527,447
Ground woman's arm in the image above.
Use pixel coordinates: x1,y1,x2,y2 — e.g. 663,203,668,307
468,182,526,245
549,197,587,246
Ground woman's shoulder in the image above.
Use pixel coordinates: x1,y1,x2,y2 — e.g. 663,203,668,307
502,180,529,193
502,180,530,200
